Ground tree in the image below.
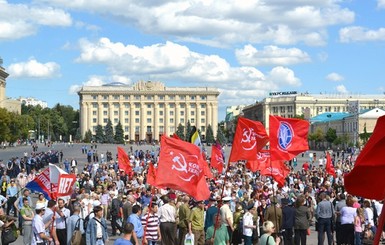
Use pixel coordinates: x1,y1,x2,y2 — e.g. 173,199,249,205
205,124,215,145
325,128,337,147
185,120,192,141
359,123,371,144
104,119,114,143
95,125,105,143
216,125,227,145
308,128,324,149
176,123,185,140
84,129,93,143
114,121,125,144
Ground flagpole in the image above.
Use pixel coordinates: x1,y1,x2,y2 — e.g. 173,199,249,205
374,200,385,245
269,148,280,239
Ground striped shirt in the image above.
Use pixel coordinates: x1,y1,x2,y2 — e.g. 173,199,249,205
141,213,160,241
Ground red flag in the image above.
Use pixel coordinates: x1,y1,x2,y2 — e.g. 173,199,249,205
269,115,309,161
344,115,385,200
156,136,210,201
172,133,181,140
246,150,270,172
325,152,336,177
229,117,269,163
147,164,158,187
57,174,77,197
211,144,224,173
117,147,133,174
260,160,290,188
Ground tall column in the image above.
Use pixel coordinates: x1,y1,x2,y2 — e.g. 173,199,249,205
207,103,212,131
186,103,191,125
108,103,114,123
165,103,169,136
197,103,201,132
80,102,87,137
141,103,146,140
154,103,159,141
130,103,135,141
119,103,124,125
212,103,218,137
175,102,180,126
98,103,103,125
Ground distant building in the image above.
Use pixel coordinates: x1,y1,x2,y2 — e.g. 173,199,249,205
0,61,21,114
18,97,48,108
78,81,220,142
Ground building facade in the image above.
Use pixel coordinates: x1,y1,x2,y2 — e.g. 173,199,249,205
0,63,21,114
78,81,220,142
18,97,48,108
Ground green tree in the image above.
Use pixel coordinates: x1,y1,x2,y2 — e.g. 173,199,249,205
325,128,337,147
176,123,185,140
359,123,371,144
95,125,105,143
114,121,125,144
308,128,324,149
185,120,192,141
84,129,93,143
104,119,114,143
205,124,215,144
216,124,227,145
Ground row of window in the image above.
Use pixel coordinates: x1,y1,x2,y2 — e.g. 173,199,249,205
91,125,207,134
92,110,205,117
92,102,207,109
92,95,207,100
92,117,205,124
272,106,294,113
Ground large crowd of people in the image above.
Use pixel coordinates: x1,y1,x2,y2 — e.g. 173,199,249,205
0,143,382,245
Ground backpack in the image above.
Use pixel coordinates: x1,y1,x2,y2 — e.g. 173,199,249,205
83,212,93,231
71,218,85,245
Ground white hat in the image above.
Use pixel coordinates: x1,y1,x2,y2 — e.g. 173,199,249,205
222,196,231,202
35,202,46,210
93,200,101,207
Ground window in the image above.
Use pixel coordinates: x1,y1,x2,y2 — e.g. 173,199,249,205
201,96,206,100
180,103,185,108
159,103,164,108
114,95,119,100
93,126,97,132
147,118,152,123
147,111,152,116
280,106,285,113
170,111,174,116
114,111,118,116
191,118,195,123
170,126,175,132
103,118,108,123
170,118,174,123
147,95,153,100
180,118,184,123
200,104,206,108
103,111,108,116
103,103,108,108
124,95,129,100
92,95,97,100
201,126,206,132
92,103,98,108
169,95,175,100
125,126,129,132
135,111,140,116
169,103,175,108
135,103,140,108
201,118,205,123
114,118,118,123
159,111,164,116
179,95,185,100
147,104,152,108
93,111,97,116
103,95,108,100
135,95,140,100
135,118,139,123
287,106,293,112
191,96,195,100
124,103,129,108
124,111,129,116
159,126,164,133
135,126,140,133
191,111,195,116
272,107,278,113
159,118,164,123
147,126,152,132
201,111,205,116
158,95,164,100
93,118,97,123
190,104,196,108
180,111,185,116
124,118,129,123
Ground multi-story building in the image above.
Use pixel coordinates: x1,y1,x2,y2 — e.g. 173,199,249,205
18,97,48,108
0,61,21,114
78,81,220,142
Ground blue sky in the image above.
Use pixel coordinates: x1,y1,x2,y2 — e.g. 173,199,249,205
1,0,385,120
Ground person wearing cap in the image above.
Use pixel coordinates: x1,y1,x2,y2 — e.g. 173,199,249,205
243,203,257,245
32,202,54,245
20,197,34,245
265,196,283,236
178,195,191,245
86,205,108,245
204,197,218,232
188,200,205,245
281,198,295,245
220,196,234,241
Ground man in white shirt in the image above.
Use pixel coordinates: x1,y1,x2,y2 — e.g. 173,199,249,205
243,203,257,245
158,196,177,245
55,198,71,245
32,203,53,245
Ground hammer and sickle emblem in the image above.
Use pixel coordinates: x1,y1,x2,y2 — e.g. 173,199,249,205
171,153,188,173
241,128,256,150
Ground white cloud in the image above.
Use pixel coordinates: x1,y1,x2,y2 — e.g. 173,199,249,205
7,59,60,79
73,38,301,105
336,84,348,94
378,0,385,9
339,26,385,42
0,1,72,40
235,45,311,66
326,72,344,81
39,0,354,46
